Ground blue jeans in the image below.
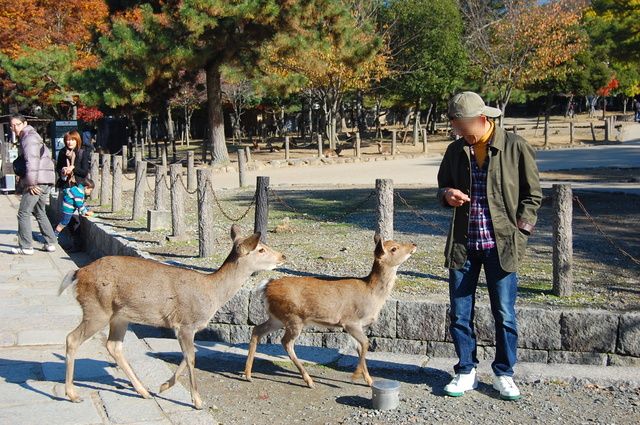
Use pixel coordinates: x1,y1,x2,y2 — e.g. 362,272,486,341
448,247,518,377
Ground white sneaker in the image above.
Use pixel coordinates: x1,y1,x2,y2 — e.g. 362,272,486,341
42,244,56,252
493,375,521,400
11,247,34,255
444,368,478,397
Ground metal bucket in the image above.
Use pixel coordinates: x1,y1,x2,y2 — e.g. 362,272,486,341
371,379,400,410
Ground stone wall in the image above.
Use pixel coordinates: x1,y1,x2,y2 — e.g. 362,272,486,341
47,194,640,367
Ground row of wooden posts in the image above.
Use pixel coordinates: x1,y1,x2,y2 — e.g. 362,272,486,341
87,151,575,298
525,116,618,146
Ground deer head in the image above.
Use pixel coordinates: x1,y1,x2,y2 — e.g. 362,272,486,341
373,234,417,267
229,224,286,272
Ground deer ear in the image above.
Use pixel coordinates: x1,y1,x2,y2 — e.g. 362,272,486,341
374,237,386,258
373,233,381,245
230,224,241,242
238,232,261,255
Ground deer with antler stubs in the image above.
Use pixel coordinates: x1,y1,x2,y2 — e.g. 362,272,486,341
59,225,285,409
243,234,416,388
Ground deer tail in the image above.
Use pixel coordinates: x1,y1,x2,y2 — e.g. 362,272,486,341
58,270,78,296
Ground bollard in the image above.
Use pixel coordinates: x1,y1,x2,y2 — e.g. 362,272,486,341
245,146,252,164
132,161,146,220
317,133,323,157
112,155,122,212
238,149,247,188
375,178,394,241
391,130,397,157
168,164,186,239
355,132,361,159
121,145,128,172
198,168,215,257
254,176,269,243
187,151,196,193
154,164,168,211
100,153,112,206
569,121,574,145
422,128,428,153
552,184,573,296
285,136,290,161
590,121,596,142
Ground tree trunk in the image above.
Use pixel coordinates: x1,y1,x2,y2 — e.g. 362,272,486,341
356,90,366,135
206,62,229,163
167,104,175,141
412,97,421,146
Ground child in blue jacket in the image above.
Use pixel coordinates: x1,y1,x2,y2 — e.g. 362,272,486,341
55,178,95,237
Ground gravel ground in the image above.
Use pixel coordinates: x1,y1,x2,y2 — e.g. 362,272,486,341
158,354,640,425
89,180,640,311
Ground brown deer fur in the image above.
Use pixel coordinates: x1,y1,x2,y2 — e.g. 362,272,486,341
243,235,416,388
59,225,285,409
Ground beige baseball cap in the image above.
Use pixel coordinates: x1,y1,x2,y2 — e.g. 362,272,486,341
448,91,502,119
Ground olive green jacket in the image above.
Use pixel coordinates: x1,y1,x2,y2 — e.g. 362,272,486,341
437,126,542,272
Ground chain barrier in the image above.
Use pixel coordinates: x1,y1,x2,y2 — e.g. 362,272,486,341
268,188,375,222
573,195,640,266
393,191,448,234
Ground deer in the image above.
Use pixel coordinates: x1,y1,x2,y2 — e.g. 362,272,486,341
243,234,416,388
376,142,397,155
58,225,285,410
323,146,343,158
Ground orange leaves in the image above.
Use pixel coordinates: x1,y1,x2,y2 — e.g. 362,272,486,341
0,0,108,69
597,77,619,96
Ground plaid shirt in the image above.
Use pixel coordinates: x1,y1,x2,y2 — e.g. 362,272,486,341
468,146,496,250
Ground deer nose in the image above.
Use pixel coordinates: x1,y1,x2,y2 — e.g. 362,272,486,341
281,254,287,261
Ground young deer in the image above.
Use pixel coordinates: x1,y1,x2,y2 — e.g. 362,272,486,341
376,142,397,155
58,225,285,409
243,235,416,388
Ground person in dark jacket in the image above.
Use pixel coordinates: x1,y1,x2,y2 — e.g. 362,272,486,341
437,92,542,401
10,113,57,255
55,130,91,187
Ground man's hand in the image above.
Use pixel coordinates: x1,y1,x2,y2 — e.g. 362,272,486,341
28,185,42,195
444,188,470,207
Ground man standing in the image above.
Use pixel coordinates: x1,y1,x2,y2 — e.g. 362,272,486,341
437,92,542,400
10,114,57,255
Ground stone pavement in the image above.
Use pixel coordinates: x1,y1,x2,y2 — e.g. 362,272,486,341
0,193,216,425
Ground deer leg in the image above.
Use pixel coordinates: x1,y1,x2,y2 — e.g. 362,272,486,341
244,316,283,381
176,328,202,410
344,324,373,386
65,314,109,403
105,319,151,399
281,324,314,388
159,359,187,393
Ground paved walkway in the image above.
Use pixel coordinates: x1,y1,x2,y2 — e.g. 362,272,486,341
0,194,216,425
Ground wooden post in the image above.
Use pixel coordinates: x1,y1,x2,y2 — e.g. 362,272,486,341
544,116,549,147
121,145,128,172
132,161,146,220
161,146,167,167
187,150,196,193
355,132,361,159
254,176,269,243
155,139,160,159
391,129,397,156
169,164,185,239
112,156,122,212
284,136,290,161
135,149,142,164
171,138,177,163
604,118,609,142
590,121,596,142
237,149,247,188
154,164,168,211
375,178,394,241
569,121,574,145
317,133,323,157
422,128,428,153
100,153,112,206
197,168,215,257
244,146,252,163
552,184,573,296
90,152,100,181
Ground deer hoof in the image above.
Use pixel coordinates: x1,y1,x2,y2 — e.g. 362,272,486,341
159,382,171,393
305,379,315,389
243,374,253,382
193,397,203,410
69,395,83,403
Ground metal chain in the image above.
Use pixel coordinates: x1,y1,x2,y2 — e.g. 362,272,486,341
211,183,256,222
176,173,199,195
573,195,640,266
268,188,375,222
394,191,448,234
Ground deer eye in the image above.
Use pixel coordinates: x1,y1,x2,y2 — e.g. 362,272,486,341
391,247,397,253
258,248,266,253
